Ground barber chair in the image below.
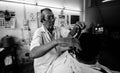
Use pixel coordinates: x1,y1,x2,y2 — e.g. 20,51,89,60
0,35,18,73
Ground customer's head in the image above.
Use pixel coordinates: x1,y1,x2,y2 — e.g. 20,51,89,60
40,8,55,31
79,33,101,64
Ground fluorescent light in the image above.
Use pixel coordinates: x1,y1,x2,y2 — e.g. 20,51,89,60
102,0,113,3
3,0,36,5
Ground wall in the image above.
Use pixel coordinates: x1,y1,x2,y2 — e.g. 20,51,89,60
85,0,120,30
85,0,120,71
0,1,24,39
99,1,120,31
85,0,103,29
0,1,81,42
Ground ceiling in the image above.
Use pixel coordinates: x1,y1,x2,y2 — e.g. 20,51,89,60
3,0,83,11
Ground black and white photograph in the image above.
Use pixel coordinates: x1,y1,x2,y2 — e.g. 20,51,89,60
0,0,120,73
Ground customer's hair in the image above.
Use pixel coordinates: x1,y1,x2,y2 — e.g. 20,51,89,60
78,33,102,64
40,8,53,23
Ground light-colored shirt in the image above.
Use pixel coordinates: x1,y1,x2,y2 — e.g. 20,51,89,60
30,25,58,73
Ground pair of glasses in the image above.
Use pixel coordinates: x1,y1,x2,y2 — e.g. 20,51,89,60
45,15,55,21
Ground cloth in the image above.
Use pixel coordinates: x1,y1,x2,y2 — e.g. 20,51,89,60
30,24,58,73
46,51,112,73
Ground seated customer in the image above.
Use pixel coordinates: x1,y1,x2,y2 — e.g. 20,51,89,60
77,32,120,73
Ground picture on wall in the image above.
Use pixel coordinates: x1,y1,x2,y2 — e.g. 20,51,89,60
0,18,4,27
0,11,4,18
0,10,16,29
4,18,16,29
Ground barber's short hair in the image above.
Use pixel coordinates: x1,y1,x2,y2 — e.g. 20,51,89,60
40,8,53,23
40,8,52,13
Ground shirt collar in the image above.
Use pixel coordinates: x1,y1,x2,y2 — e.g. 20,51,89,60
41,24,48,33
41,24,52,37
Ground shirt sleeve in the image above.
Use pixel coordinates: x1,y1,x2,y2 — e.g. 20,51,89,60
30,29,42,51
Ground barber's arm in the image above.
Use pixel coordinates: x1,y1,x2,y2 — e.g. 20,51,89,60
29,29,81,59
30,37,80,59
30,40,58,59
29,30,58,59
59,37,81,52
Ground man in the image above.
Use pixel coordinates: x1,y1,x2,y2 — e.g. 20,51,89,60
29,8,80,73
76,30,120,73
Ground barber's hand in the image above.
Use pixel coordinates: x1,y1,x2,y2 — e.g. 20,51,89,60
56,37,81,51
70,38,82,51
56,37,72,47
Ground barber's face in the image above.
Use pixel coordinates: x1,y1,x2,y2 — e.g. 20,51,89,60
42,10,55,30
